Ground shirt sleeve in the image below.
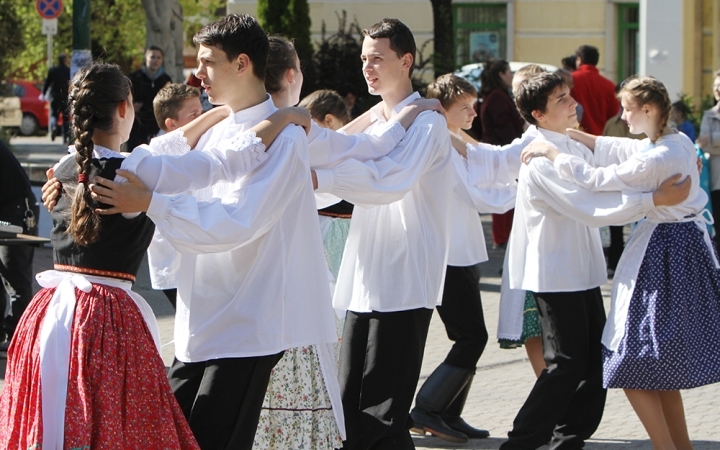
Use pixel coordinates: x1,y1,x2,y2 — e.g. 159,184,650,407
594,136,646,166
144,134,309,254
452,151,516,213
553,152,652,192
308,120,405,169
466,131,533,185
526,160,655,228
314,114,450,207
120,129,268,195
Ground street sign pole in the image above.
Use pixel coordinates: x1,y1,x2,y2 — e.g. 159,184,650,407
71,0,91,78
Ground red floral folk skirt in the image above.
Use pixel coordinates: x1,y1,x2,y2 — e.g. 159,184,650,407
0,285,199,449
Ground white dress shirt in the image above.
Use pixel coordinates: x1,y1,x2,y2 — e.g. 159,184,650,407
466,125,538,186
123,98,338,362
507,128,656,293
315,92,454,312
556,133,713,350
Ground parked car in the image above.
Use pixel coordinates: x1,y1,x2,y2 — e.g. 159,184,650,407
0,82,23,130
6,80,50,136
454,61,560,92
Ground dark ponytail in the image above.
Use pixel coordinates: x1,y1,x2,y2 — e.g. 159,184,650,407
66,63,131,246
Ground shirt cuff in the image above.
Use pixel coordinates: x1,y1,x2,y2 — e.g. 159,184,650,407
147,192,171,224
148,129,190,156
314,169,335,193
642,191,655,210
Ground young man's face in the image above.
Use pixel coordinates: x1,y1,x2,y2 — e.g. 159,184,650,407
361,37,409,97
445,94,477,132
168,97,204,131
195,44,236,105
145,50,163,73
534,85,578,133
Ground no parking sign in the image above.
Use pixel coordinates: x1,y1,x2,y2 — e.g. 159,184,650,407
36,0,63,19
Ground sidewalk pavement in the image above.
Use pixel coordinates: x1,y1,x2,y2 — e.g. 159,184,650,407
9,134,71,184
3,135,719,448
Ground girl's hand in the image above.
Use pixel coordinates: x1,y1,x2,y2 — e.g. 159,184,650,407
274,107,312,135
41,168,62,212
521,142,560,164
408,98,445,116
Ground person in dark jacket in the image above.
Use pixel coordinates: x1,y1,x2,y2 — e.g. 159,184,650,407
42,53,71,142
127,46,172,150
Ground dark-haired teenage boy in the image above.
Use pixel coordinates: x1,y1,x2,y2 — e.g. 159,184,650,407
313,18,453,450
500,72,690,450
87,14,339,450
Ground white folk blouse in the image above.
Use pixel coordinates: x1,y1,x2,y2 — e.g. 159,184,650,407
555,133,713,351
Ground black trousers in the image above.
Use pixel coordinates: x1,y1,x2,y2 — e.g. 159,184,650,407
0,194,38,341
500,288,607,450
606,226,625,271
168,352,283,450
436,265,488,370
340,308,434,450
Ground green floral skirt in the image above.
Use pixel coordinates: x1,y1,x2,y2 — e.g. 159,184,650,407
499,291,541,349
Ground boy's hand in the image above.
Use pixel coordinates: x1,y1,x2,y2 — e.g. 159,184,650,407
41,167,62,212
652,174,691,207
90,170,153,214
521,142,560,164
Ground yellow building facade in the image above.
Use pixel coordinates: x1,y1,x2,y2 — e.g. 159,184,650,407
228,0,720,104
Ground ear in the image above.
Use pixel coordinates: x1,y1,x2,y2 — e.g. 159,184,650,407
286,67,296,85
401,53,414,72
531,109,545,123
324,114,335,129
165,117,178,131
235,53,252,76
117,99,128,119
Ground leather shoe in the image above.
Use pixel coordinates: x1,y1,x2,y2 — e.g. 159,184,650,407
442,416,489,439
410,407,468,443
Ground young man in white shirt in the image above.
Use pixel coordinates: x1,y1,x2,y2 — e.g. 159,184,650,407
313,19,453,449
500,72,690,450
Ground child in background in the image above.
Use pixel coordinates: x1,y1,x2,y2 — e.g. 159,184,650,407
148,83,204,309
671,100,696,143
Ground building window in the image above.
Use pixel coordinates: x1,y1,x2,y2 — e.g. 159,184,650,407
617,3,640,82
453,3,508,67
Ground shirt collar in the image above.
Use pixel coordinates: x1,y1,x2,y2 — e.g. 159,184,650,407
577,64,599,74
230,94,276,125
536,127,571,150
370,92,421,123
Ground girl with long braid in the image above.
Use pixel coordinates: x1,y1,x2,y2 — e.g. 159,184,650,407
0,61,309,449
522,76,720,449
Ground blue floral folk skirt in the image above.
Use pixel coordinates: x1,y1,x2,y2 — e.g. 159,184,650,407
603,221,720,390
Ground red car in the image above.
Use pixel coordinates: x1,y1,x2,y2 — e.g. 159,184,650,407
7,80,50,136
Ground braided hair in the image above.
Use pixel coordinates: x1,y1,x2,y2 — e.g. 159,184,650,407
265,36,297,95
618,76,671,142
67,63,131,246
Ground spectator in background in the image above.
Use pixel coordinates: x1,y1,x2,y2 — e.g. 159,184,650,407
671,100,696,142
42,53,70,142
571,45,619,135
556,69,584,124
127,46,172,150
479,60,526,249
697,70,720,249
338,82,364,120
0,140,39,352
561,55,577,72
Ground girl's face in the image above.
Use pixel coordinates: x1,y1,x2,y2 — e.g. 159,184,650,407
670,107,683,125
499,67,514,89
621,95,654,135
713,77,720,102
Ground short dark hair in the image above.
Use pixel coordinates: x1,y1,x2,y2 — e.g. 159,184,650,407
575,45,599,66
561,55,576,71
363,18,416,77
426,74,477,109
193,14,269,80
515,72,567,125
153,83,201,131
147,45,164,56
58,53,68,65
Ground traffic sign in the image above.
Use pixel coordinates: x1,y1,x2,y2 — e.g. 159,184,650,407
36,0,62,20
42,18,58,36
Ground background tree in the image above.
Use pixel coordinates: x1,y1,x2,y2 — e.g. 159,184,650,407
141,0,185,83
430,0,454,78
0,0,25,81
258,0,313,65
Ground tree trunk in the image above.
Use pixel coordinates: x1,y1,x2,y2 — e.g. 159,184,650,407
431,0,454,78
